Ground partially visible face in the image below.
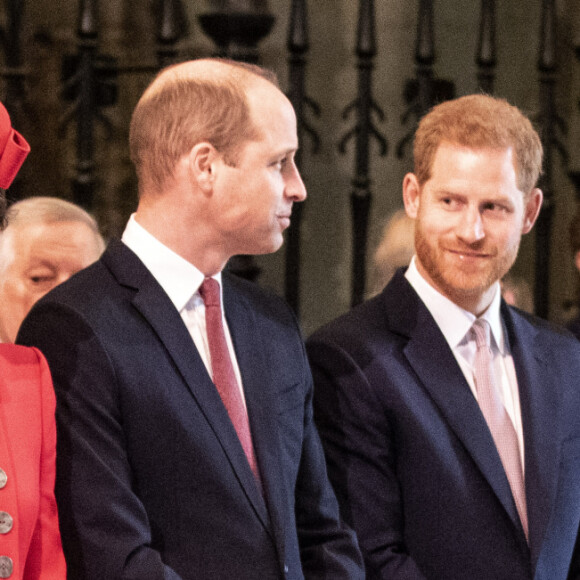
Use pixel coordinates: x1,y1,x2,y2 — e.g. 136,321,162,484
0,220,103,342
210,81,307,257
403,142,542,315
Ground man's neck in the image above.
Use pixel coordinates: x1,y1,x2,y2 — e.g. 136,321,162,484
133,210,228,277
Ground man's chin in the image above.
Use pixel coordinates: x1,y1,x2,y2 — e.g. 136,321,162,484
239,238,284,257
434,273,497,301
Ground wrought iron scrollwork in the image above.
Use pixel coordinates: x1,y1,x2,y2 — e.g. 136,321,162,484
285,0,320,315
476,0,496,94
534,0,568,318
338,0,387,307
397,0,454,160
59,0,187,211
0,0,28,199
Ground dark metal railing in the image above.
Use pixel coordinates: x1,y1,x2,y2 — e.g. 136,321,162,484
285,0,319,316
534,0,568,319
156,0,188,68
476,0,496,94
397,0,454,159
0,0,28,199
1,1,578,319
339,0,386,307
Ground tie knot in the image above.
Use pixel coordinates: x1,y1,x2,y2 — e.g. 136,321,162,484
199,277,221,307
471,318,491,350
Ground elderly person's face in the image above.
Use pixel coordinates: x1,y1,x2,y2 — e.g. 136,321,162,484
0,220,103,343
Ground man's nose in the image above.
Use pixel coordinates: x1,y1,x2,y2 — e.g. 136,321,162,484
285,161,307,202
457,207,485,244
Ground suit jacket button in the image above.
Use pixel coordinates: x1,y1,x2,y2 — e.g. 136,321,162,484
284,564,289,574
0,470,6,489
0,513,13,534
0,556,13,578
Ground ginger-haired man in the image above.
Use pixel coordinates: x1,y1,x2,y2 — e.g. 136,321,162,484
308,94,580,579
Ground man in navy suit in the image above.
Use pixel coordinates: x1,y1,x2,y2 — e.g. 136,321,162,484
307,94,580,579
17,58,363,579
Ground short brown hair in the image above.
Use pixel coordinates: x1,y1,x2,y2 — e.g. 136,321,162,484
129,58,279,193
413,94,543,194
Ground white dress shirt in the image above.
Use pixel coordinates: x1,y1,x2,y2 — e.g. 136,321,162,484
121,214,247,407
405,257,525,467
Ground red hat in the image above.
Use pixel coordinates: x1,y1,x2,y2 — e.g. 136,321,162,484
0,101,30,189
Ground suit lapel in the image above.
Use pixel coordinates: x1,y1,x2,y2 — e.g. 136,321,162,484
102,241,270,529
385,272,525,537
504,307,560,561
223,274,287,555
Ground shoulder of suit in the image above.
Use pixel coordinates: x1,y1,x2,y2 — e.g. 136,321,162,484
32,239,137,310
505,303,580,347
307,289,394,350
34,257,109,308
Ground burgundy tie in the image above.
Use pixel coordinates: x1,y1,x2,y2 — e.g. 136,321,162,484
471,319,528,539
199,277,261,484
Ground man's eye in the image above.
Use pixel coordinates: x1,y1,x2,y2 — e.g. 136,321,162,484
442,198,460,208
30,275,54,285
483,203,508,213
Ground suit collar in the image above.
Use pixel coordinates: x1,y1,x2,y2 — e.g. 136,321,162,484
101,241,271,530
405,258,505,351
121,214,203,312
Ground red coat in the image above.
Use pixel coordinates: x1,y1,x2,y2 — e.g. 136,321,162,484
0,345,65,579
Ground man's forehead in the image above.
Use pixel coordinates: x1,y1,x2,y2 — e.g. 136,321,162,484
7,220,97,247
434,140,515,157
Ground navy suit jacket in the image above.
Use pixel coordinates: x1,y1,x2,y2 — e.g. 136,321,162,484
307,270,580,580
17,240,363,580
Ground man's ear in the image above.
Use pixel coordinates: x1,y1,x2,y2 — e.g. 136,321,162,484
574,250,580,273
402,173,421,219
188,142,219,195
522,188,543,234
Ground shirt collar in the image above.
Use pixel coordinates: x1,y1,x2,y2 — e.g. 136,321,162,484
121,214,222,312
405,256,505,353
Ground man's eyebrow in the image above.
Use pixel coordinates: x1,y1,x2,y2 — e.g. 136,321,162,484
271,146,299,158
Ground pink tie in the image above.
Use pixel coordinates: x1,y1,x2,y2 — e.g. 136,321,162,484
199,277,261,485
471,319,528,539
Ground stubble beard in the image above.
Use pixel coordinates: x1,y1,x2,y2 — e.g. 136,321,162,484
414,222,520,309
